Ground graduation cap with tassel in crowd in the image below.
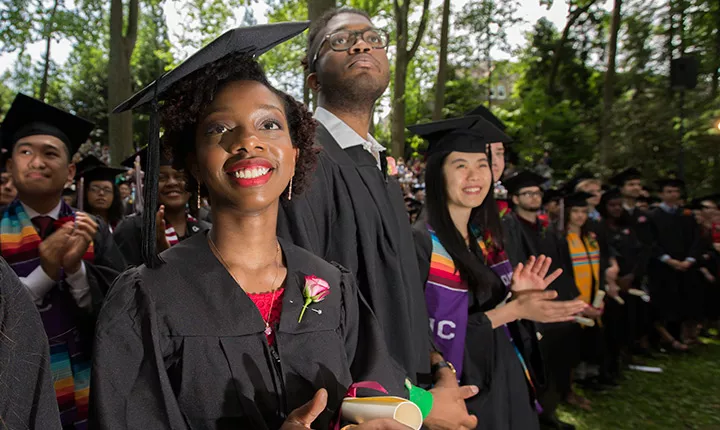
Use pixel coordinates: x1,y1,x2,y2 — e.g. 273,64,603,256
112,21,309,268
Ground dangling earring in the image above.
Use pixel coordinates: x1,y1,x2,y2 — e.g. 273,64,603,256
197,182,201,210
288,177,293,201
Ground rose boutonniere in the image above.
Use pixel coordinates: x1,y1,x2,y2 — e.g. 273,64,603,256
298,275,330,323
587,231,599,248
386,156,398,176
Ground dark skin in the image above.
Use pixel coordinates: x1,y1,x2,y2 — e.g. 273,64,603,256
308,13,390,141
192,79,408,429
310,13,478,430
155,166,191,251
6,135,98,279
659,185,693,272
604,197,634,291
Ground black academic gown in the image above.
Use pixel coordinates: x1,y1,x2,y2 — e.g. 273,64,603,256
113,213,211,267
647,207,702,322
502,213,579,414
277,124,431,383
90,233,406,430
413,225,543,430
0,257,61,430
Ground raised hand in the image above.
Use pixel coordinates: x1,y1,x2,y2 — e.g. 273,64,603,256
155,205,171,252
511,255,563,293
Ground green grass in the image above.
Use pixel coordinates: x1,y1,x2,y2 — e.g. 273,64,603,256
557,336,720,430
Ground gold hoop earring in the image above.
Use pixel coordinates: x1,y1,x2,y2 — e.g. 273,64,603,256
288,177,293,201
197,182,201,209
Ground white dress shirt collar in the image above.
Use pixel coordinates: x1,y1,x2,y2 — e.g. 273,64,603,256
21,200,63,220
314,107,386,167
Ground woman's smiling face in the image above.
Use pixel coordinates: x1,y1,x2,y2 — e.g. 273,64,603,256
193,80,297,214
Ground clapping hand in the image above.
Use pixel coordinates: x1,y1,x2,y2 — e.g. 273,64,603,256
511,255,563,293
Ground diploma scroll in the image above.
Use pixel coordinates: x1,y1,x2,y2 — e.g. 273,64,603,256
573,316,595,327
341,396,423,430
592,290,605,309
628,288,651,302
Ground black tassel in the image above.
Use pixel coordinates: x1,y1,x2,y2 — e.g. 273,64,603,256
141,83,163,268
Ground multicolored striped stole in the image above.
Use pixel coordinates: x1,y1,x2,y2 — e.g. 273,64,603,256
425,226,470,379
0,199,95,428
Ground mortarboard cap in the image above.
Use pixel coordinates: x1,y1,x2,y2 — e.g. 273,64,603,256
120,146,173,169
111,22,308,268
1,93,94,156
693,193,720,206
465,104,507,132
75,154,127,183
609,167,642,187
504,170,546,195
62,187,76,196
112,22,309,113
407,115,511,157
542,188,563,205
655,178,685,190
564,191,594,208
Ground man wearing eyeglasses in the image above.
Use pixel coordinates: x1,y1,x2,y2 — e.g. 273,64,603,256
278,7,479,430
502,170,580,430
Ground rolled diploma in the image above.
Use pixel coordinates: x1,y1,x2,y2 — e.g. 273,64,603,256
341,396,423,430
573,316,596,327
592,290,606,309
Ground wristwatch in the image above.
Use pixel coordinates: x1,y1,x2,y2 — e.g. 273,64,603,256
431,360,456,376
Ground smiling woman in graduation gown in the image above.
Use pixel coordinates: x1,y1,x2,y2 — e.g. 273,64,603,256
408,117,586,430
90,23,407,430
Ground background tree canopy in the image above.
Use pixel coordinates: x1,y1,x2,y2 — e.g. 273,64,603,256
1,0,718,193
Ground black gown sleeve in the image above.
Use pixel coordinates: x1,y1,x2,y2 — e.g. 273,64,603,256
89,269,188,430
0,258,61,430
112,216,144,267
338,265,407,397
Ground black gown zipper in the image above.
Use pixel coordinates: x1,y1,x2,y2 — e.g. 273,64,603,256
269,344,288,419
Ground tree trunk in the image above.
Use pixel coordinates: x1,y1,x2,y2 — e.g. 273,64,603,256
306,0,336,108
108,0,139,164
713,0,720,99
548,1,597,94
600,0,622,167
391,0,430,157
432,0,451,120
38,0,60,102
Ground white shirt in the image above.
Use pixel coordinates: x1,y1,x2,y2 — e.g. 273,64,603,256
20,201,92,309
314,107,386,170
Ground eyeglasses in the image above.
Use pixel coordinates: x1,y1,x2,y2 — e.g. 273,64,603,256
312,28,389,67
518,191,544,198
89,185,113,195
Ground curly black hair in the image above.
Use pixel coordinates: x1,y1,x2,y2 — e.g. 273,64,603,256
158,53,318,199
303,7,372,73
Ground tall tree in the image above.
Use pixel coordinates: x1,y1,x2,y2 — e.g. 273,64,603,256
38,0,61,101
108,0,139,164
457,0,522,106
432,0,450,120
599,0,622,167
391,0,430,157
306,0,336,106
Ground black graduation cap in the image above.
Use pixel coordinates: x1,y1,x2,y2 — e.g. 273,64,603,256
62,187,76,196
566,171,596,192
609,167,642,187
74,154,127,182
1,93,94,156
120,146,173,169
503,170,546,195
693,193,720,206
564,191,594,208
111,22,308,268
655,178,685,190
112,22,309,113
465,104,507,132
407,115,512,157
542,188,563,205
